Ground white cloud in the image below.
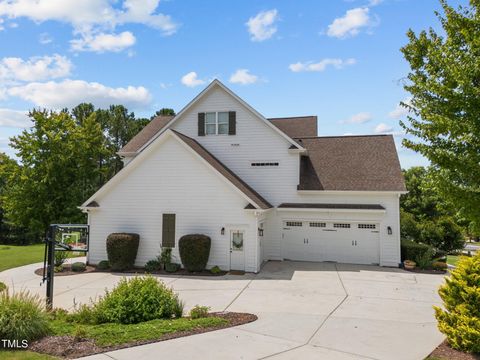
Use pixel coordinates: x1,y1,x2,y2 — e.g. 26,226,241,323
246,9,278,42
70,31,136,53
0,54,72,82
39,32,52,44
327,7,371,38
340,112,372,124
374,122,393,134
388,98,411,119
0,0,178,52
7,79,151,109
229,69,258,85
181,72,206,88
368,0,383,6
0,108,30,127
289,58,356,72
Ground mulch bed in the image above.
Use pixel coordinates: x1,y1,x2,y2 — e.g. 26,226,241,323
34,265,96,277
429,340,480,360
29,312,257,359
403,268,447,274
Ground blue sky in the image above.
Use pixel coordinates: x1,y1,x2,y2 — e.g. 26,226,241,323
0,0,465,167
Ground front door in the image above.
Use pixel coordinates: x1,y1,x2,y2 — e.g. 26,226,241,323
230,230,245,271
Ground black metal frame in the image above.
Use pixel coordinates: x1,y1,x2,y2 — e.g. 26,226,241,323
42,224,89,310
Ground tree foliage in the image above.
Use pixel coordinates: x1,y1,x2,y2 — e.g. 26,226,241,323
400,0,480,225
151,108,176,119
1,104,153,242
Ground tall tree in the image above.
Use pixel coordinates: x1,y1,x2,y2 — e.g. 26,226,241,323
151,108,175,119
400,0,480,225
3,110,107,240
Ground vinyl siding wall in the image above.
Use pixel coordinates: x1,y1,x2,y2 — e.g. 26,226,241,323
88,135,259,272
172,85,300,206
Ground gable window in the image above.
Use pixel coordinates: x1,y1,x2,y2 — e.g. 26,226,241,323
162,214,176,247
205,112,229,135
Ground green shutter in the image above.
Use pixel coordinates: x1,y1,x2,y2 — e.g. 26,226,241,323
198,113,205,136
162,214,176,247
228,111,236,135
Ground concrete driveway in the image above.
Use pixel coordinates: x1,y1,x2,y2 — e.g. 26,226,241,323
0,260,446,360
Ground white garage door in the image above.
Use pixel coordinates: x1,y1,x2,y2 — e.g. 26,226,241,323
282,220,380,265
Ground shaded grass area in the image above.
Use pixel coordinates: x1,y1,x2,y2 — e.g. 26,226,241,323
0,244,81,272
50,316,228,346
447,255,461,267
0,351,58,359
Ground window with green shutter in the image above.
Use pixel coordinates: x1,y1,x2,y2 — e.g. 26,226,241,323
162,214,176,247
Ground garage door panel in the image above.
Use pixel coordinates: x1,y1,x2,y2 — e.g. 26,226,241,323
282,221,380,265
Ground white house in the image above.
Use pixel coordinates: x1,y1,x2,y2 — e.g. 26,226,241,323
80,80,406,273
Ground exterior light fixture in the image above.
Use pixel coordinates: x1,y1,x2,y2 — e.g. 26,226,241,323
221,227,225,235
387,226,392,235
258,228,264,237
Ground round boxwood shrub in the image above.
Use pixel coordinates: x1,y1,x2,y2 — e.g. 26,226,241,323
71,262,86,272
0,290,51,342
434,253,480,353
97,260,110,270
179,234,211,272
106,233,140,271
93,276,183,324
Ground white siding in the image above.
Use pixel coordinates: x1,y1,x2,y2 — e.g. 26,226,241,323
261,193,401,267
172,85,300,206
88,135,259,272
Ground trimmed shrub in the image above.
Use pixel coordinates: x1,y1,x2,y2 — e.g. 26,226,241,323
432,261,448,271
189,305,210,319
415,247,435,269
71,262,86,272
54,251,68,267
145,259,161,273
106,233,140,271
97,260,110,270
93,276,183,324
210,266,221,274
0,290,50,343
401,239,434,262
165,263,179,273
434,253,480,353
179,234,211,272
160,247,173,268
0,282,7,292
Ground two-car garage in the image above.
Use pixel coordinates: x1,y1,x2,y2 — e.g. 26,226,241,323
282,220,380,265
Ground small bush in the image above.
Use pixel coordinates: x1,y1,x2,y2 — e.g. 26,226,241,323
93,276,183,324
432,261,448,271
165,263,180,273
71,262,86,272
54,251,68,267
73,325,87,340
179,234,211,272
210,266,221,274
0,282,7,292
106,233,140,271
401,239,434,263
434,253,480,353
54,265,63,273
69,304,99,325
189,305,210,319
145,259,161,273
97,260,110,270
160,247,173,267
415,247,435,269
0,290,50,343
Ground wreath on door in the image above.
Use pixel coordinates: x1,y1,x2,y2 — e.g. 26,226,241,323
232,233,243,250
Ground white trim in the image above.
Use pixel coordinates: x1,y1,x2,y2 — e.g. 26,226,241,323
136,79,304,154
81,129,267,210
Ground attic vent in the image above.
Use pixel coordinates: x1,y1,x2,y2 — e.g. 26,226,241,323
358,224,376,229
333,223,350,229
251,162,279,167
286,221,302,227
309,222,326,228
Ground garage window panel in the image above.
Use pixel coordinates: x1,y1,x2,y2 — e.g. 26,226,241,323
333,223,350,228
358,224,376,229
286,221,302,227
309,222,326,228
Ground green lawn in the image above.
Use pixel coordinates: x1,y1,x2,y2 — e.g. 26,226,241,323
51,316,228,346
446,255,461,267
0,351,58,360
0,244,82,272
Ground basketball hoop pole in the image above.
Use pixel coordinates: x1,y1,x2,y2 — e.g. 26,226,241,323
44,225,55,311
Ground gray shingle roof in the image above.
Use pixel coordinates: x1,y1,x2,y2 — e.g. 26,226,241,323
268,116,317,138
296,135,406,192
